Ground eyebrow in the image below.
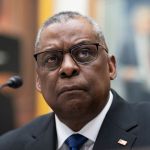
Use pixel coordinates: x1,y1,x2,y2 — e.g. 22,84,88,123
75,40,95,45
34,47,61,55
69,40,97,49
34,40,99,56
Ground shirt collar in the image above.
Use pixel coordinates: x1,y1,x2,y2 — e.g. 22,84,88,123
55,91,113,149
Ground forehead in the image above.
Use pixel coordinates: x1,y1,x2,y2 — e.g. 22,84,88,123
37,18,97,52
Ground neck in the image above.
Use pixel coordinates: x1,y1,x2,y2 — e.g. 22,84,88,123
56,107,104,131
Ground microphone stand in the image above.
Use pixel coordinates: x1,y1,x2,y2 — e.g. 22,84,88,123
0,83,8,90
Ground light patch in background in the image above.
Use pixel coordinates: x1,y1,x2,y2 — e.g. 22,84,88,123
54,0,89,15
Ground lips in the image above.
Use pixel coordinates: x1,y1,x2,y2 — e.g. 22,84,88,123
57,85,86,96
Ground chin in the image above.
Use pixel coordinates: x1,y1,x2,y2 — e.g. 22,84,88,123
58,90,88,102
62,99,90,115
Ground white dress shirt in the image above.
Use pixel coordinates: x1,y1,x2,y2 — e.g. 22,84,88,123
55,91,113,150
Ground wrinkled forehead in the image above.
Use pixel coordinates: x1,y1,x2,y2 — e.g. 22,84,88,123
35,18,98,53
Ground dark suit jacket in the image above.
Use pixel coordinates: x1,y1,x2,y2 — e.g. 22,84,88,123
1,90,150,150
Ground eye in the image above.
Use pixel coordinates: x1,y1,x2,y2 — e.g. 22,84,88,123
40,51,63,70
74,48,93,63
73,47,95,63
78,48,91,58
45,54,58,63
71,44,98,63
43,53,58,64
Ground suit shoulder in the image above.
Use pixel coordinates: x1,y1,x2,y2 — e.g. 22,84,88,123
0,113,53,150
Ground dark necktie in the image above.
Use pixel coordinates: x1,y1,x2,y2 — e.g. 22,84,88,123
65,134,88,150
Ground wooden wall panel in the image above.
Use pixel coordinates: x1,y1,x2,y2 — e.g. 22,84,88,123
0,0,38,129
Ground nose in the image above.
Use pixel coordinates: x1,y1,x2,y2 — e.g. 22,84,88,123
59,54,80,78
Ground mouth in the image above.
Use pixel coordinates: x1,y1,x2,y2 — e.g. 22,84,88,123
58,85,86,96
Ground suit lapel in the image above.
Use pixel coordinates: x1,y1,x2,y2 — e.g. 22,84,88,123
25,113,57,150
93,90,138,150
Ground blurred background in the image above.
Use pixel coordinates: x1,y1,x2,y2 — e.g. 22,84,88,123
0,0,150,135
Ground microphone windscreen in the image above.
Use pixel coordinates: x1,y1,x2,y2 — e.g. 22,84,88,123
7,76,23,88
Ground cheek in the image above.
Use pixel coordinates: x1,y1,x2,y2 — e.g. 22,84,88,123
78,62,110,113
37,70,58,106
83,58,110,94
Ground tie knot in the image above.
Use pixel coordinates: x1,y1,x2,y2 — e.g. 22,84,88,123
65,134,88,149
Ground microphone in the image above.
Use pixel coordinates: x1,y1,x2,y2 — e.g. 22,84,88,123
0,75,23,90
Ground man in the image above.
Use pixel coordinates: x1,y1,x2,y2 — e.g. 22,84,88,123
0,11,150,150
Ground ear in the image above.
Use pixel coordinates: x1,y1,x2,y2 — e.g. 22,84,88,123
108,55,117,80
36,74,41,92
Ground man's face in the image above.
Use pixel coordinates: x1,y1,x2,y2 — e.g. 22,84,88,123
35,18,116,122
